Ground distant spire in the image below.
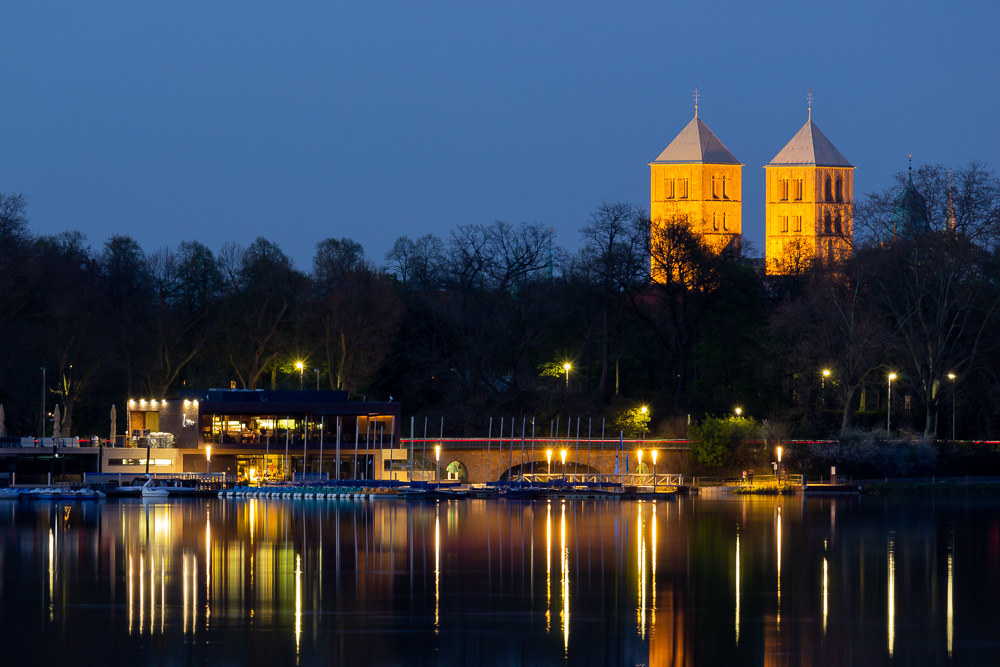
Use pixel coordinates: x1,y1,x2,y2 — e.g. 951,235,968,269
807,89,813,121
947,169,957,231
693,86,700,118
908,153,913,174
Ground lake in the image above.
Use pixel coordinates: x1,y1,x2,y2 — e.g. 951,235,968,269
1,494,998,665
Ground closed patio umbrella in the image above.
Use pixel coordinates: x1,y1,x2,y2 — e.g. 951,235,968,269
110,404,117,446
53,404,62,441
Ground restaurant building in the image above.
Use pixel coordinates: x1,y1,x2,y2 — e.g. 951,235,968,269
107,389,402,481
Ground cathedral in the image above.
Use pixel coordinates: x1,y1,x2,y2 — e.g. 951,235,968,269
649,95,854,275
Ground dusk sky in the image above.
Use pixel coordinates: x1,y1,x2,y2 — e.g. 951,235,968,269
3,1,997,269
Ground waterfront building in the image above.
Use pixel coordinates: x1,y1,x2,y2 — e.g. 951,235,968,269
111,389,401,481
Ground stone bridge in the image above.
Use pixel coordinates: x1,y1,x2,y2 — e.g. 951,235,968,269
401,438,690,485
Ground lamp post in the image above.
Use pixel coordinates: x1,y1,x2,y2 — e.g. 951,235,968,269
435,444,441,490
560,449,567,483
640,405,648,444
563,363,571,391
776,445,783,484
39,366,46,438
651,449,658,490
822,369,831,408
314,368,320,391
735,407,742,417
546,448,553,483
887,373,897,432
948,373,957,440
296,361,304,390
206,445,212,474
637,449,643,482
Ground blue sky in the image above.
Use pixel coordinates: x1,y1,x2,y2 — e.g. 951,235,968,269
2,1,997,269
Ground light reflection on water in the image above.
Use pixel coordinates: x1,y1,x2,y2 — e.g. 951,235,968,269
1,495,999,665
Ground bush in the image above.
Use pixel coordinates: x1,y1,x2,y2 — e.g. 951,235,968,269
689,415,761,469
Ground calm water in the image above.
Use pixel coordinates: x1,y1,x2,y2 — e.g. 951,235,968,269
1,494,998,666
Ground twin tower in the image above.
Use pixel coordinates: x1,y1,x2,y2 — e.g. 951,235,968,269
649,104,853,275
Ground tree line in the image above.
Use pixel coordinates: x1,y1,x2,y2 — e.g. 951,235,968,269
2,161,1000,445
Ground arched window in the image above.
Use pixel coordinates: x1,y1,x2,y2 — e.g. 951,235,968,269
834,211,843,235
722,176,729,199
712,175,720,199
835,176,844,203
722,212,728,231
824,176,833,202
712,212,719,231
824,210,832,234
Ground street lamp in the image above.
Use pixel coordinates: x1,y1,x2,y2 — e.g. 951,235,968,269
314,368,320,391
887,373,897,432
640,405,648,443
435,444,441,490
206,445,212,474
546,448,553,483
296,361,304,390
39,366,46,438
948,373,957,440
563,362,571,390
651,449,658,491
560,449,567,482
776,445,782,483
822,369,831,407
735,407,742,417
637,449,643,481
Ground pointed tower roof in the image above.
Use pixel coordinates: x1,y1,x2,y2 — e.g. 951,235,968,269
768,119,853,167
651,116,741,165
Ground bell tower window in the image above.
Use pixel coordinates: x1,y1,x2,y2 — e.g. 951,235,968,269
722,176,729,200
825,176,833,202
779,178,789,201
794,179,804,201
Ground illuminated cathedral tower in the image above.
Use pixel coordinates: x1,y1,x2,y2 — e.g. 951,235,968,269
649,93,743,260
765,98,854,275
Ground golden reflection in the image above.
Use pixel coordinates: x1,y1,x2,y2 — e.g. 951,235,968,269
888,536,895,657
48,528,54,622
546,501,551,633
776,506,782,629
192,555,198,635
735,530,740,645
128,553,134,635
205,511,211,625
637,503,646,638
295,553,302,657
651,502,657,631
823,554,828,638
560,501,569,653
434,502,441,634
947,544,953,657
249,498,257,544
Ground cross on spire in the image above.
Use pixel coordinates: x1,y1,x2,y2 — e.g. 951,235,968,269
908,153,913,172
693,86,700,117
807,89,813,121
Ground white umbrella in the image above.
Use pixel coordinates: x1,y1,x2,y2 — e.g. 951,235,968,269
0,403,6,437
110,404,117,447
53,404,62,441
